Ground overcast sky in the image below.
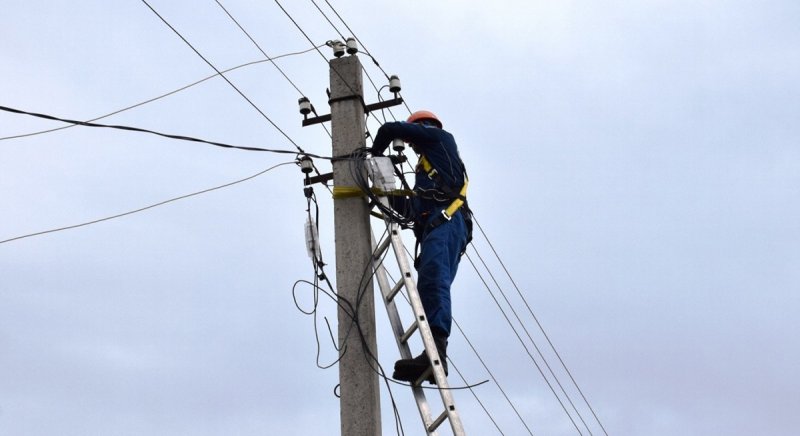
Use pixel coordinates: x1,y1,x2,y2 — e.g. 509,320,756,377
1,1,798,435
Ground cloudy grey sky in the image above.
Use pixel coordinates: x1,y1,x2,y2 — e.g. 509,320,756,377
2,1,798,435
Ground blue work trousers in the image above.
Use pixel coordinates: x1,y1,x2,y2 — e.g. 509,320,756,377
416,210,468,338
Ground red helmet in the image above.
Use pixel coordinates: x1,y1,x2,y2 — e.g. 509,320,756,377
407,110,442,128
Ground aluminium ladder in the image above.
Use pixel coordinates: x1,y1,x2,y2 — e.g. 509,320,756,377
369,187,467,435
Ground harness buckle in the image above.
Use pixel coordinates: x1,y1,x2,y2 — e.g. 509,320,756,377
440,209,452,221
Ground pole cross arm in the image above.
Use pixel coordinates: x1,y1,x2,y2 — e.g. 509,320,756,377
302,97,404,126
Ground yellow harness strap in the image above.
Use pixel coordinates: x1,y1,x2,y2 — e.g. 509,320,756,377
418,155,469,220
332,186,414,199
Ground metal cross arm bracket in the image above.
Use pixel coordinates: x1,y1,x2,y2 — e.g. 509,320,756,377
303,172,334,186
302,97,404,127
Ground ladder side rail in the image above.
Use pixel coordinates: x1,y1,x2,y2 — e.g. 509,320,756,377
387,223,467,436
370,230,438,435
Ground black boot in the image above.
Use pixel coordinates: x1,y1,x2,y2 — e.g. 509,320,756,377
393,333,448,385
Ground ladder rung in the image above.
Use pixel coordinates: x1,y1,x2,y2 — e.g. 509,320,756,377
400,320,419,344
428,407,453,433
413,366,433,387
386,278,405,303
373,236,392,260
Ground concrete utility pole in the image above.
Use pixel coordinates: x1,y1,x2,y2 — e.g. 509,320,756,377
330,54,382,436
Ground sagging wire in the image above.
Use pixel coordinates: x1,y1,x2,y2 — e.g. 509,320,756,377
320,0,413,114
141,0,307,153
466,215,608,436
464,251,585,435
387,247,533,436
472,216,610,436
213,0,332,139
346,147,415,230
293,152,500,435
294,153,407,436
0,47,325,142
292,174,345,369
470,242,594,434
0,161,295,245
0,105,336,159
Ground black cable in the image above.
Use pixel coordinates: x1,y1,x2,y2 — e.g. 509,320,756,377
322,0,388,79
0,48,323,143
213,0,332,139
0,161,294,245
471,244,594,434
321,0,412,114
140,0,306,153
310,0,346,40
272,0,387,127
473,216,610,436
465,251,584,435
305,0,397,122
216,0,305,95
447,358,506,435
397,244,534,435
0,105,327,158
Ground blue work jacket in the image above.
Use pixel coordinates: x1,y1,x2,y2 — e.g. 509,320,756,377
371,121,466,227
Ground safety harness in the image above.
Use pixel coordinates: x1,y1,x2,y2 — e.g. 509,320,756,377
416,154,471,235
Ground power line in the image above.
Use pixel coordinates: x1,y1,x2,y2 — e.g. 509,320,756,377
470,244,594,434
213,0,333,139
310,0,346,40
465,251,585,435
473,216,610,435
141,0,306,153
447,358,506,435
321,0,412,114
215,0,304,95
306,0,396,122
322,0,389,80
0,105,326,158
0,161,294,245
0,47,324,142
272,0,388,128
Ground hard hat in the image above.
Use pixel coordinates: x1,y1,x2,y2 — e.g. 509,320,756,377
407,110,442,128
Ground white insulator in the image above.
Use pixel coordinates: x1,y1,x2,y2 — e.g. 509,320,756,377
299,155,313,174
298,97,311,115
389,75,401,94
392,138,405,152
331,40,346,58
346,37,358,55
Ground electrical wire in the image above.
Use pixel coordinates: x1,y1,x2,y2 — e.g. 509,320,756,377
470,244,594,434
141,0,306,153
472,216,610,435
0,47,323,142
451,318,535,435
272,0,388,128
447,357,505,435
321,0,389,80
396,244,535,435
465,251,584,435
307,0,398,122
321,0,412,114
0,161,294,245
213,0,332,139
0,105,326,158
310,0,346,40
293,175,408,435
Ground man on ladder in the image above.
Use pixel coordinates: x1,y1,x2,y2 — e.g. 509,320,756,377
370,110,471,384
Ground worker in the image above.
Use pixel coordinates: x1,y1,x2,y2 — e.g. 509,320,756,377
370,110,471,384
